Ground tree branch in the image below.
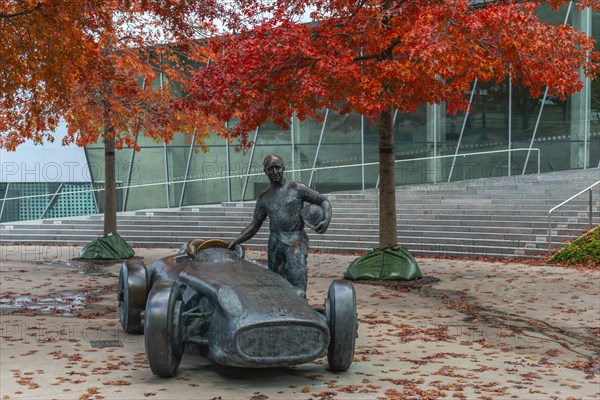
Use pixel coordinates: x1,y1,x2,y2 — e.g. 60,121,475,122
343,0,370,26
0,1,42,19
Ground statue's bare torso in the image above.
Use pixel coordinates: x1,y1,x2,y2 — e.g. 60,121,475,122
255,180,322,233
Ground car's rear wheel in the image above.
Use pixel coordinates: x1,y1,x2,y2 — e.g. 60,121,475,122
144,280,185,377
325,280,357,372
118,261,147,333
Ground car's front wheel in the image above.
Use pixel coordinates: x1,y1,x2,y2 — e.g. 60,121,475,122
118,261,147,333
325,280,357,372
144,280,185,377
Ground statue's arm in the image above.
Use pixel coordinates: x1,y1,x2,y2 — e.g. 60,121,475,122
299,185,332,234
228,202,267,248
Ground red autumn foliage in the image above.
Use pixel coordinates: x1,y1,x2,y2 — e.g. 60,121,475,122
187,0,599,139
185,0,599,248
0,0,225,151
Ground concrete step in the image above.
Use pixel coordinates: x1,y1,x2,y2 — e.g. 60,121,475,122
0,230,581,250
76,205,600,218
11,212,588,229
0,238,547,260
4,209,597,227
3,217,595,236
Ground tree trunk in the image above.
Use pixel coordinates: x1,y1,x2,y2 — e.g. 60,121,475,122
378,109,397,249
103,121,117,236
377,0,397,249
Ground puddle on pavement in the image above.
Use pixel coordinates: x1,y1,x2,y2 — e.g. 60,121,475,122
4,260,123,316
37,260,119,276
0,292,89,316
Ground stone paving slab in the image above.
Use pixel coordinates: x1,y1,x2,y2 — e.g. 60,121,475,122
1,245,598,400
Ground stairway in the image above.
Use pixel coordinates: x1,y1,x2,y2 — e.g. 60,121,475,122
1,169,598,260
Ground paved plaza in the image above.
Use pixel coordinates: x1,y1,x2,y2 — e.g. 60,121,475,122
0,245,598,399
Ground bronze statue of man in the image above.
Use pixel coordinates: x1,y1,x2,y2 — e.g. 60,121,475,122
228,154,332,298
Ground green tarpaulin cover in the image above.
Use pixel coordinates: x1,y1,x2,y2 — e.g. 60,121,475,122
344,245,422,281
79,232,135,260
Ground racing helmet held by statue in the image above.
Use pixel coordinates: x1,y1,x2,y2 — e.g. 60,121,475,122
300,203,326,232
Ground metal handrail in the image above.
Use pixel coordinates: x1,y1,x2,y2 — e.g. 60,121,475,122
376,147,541,187
1,147,542,205
399,147,540,173
548,180,600,253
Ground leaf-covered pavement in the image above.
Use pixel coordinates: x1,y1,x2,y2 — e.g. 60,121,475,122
1,246,598,399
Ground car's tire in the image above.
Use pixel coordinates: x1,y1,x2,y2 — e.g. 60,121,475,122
144,280,185,378
118,261,147,333
325,280,357,372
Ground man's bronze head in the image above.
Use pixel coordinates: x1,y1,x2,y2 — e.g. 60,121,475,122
263,154,285,186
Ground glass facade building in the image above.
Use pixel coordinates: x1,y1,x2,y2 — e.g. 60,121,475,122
1,4,599,222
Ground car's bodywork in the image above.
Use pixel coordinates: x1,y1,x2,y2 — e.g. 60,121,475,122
118,239,357,377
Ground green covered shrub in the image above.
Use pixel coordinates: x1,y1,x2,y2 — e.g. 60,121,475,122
549,227,600,268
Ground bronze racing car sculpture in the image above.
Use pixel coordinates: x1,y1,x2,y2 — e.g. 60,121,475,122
117,239,358,377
